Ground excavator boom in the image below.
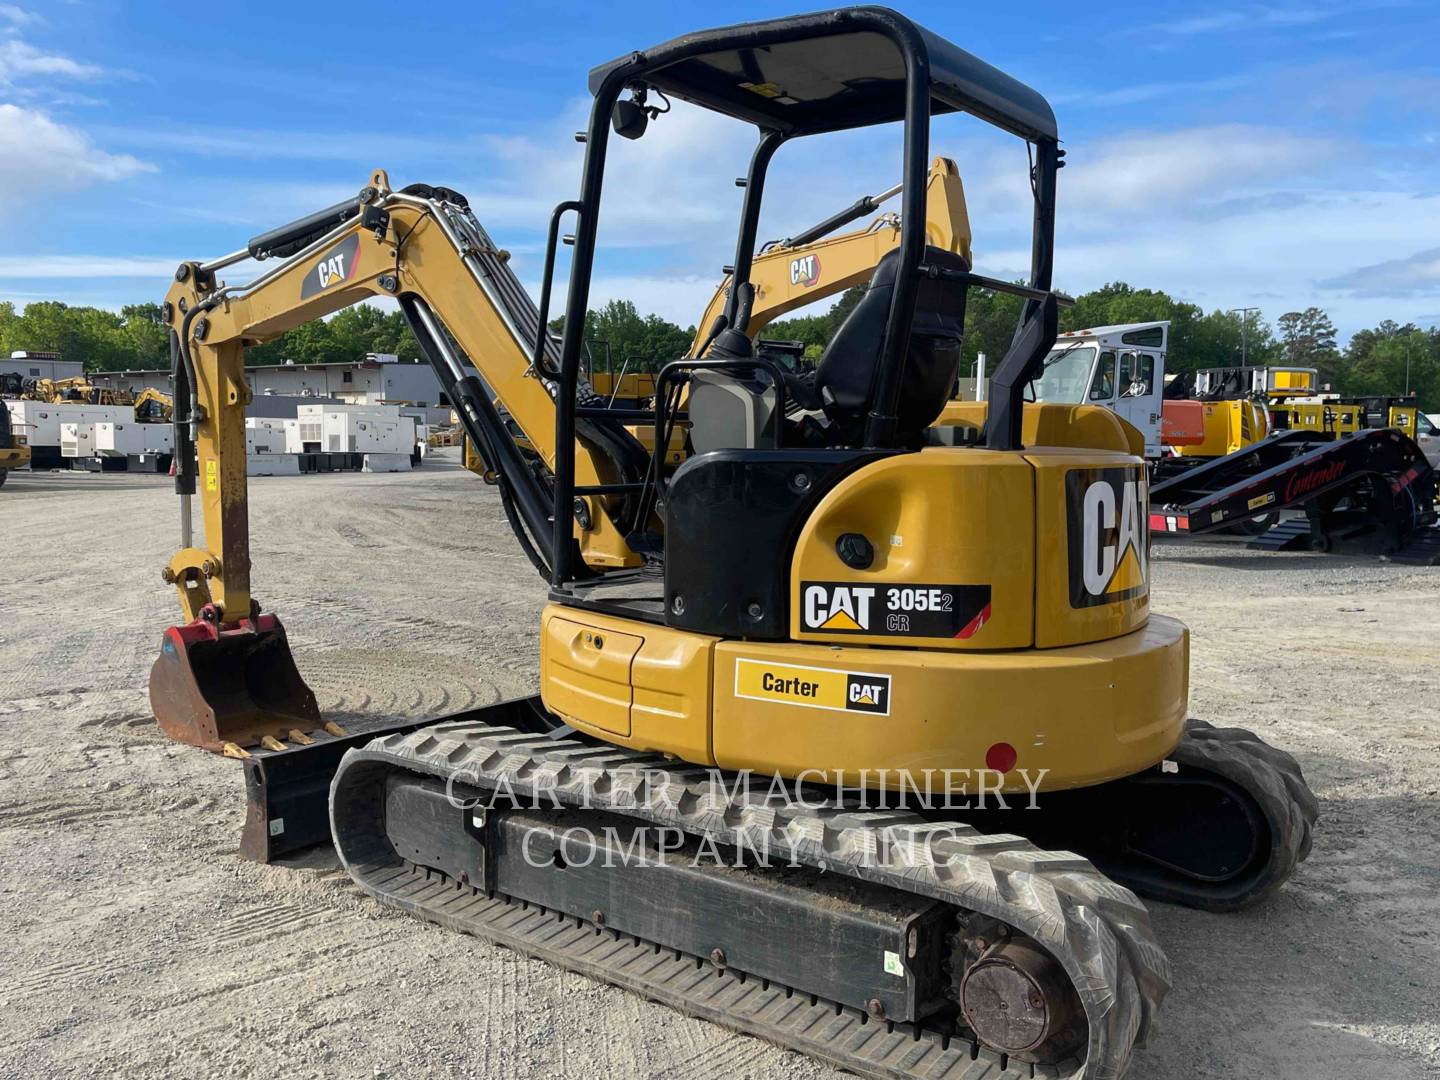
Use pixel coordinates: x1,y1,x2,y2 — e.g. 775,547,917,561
151,171,647,751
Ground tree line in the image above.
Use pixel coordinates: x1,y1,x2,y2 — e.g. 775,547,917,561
0,301,421,372
765,283,1438,409
2,285,1436,409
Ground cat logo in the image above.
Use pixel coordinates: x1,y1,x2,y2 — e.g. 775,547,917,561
846,677,888,712
789,253,821,288
802,584,873,631
734,659,890,715
1066,467,1149,608
300,233,361,299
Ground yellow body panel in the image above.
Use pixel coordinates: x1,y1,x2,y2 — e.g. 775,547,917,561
938,401,1143,457
789,441,1148,650
541,605,717,764
789,449,1037,649
1173,400,1268,458
540,432,1178,794
624,423,687,465
541,605,1187,793
0,445,30,470
590,371,657,400
541,614,642,736
1026,449,1149,647
1270,368,1315,391
712,617,1187,792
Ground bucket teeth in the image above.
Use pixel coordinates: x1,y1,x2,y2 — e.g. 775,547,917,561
260,735,288,752
287,729,317,745
323,721,349,737
221,742,252,760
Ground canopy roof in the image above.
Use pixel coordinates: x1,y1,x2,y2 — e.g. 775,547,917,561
588,6,1057,142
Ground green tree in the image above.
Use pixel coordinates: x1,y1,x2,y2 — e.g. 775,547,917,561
767,285,869,359
1331,322,1437,409
554,299,695,374
117,303,170,370
1277,308,1339,366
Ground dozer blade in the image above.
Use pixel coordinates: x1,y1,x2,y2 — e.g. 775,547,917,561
149,611,320,753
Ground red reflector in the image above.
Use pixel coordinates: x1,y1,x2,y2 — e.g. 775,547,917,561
985,742,1018,773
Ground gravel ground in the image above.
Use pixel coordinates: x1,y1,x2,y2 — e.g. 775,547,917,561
0,449,1436,1079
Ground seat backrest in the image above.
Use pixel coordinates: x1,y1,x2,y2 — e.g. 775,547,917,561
813,246,969,441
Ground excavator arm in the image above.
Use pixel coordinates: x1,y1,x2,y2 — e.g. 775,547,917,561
691,156,972,348
151,169,644,751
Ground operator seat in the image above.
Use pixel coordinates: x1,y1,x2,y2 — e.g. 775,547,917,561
808,245,969,443
686,245,969,453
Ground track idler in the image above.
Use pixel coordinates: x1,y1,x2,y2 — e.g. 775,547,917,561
149,604,321,754
952,917,1086,1063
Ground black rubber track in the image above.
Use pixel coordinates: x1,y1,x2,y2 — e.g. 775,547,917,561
331,722,1174,1080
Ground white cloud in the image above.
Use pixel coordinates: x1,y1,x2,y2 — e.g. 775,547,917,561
0,38,102,84
1059,125,1338,215
0,105,154,199
464,97,756,257
1144,4,1374,36
1317,246,1440,297
0,5,39,27
1043,189,1440,335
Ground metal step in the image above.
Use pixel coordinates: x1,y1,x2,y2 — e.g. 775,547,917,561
1246,518,1312,552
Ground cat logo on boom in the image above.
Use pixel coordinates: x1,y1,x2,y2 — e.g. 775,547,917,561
789,253,821,288
300,233,361,299
1065,467,1149,608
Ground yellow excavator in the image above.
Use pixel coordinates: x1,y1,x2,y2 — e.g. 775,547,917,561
132,387,174,423
19,375,132,406
148,10,1317,1077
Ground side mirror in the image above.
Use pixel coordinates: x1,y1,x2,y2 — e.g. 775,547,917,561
612,98,649,140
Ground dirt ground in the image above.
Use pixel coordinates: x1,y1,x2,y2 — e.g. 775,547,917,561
1,449,1436,1079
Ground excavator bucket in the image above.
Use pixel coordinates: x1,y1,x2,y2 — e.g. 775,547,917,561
149,612,321,754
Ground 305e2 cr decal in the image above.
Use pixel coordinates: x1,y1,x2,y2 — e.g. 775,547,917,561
800,581,992,638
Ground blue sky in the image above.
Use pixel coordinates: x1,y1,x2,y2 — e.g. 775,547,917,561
3,0,1439,341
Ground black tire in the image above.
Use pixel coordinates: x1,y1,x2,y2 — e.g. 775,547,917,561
1237,512,1278,536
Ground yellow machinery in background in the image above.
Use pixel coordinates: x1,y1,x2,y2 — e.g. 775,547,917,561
0,402,28,486
146,12,1319,1079
1170,397,1271,459
19,376,132,406
133,387,173,422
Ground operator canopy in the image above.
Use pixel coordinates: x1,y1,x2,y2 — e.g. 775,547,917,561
588,6,1057,142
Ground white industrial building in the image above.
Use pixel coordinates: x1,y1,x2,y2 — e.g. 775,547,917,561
90,356,449,423
4,351,85,382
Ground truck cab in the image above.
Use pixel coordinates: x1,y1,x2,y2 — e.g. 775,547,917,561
1029,321,1168,456
1416,411,1440,466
